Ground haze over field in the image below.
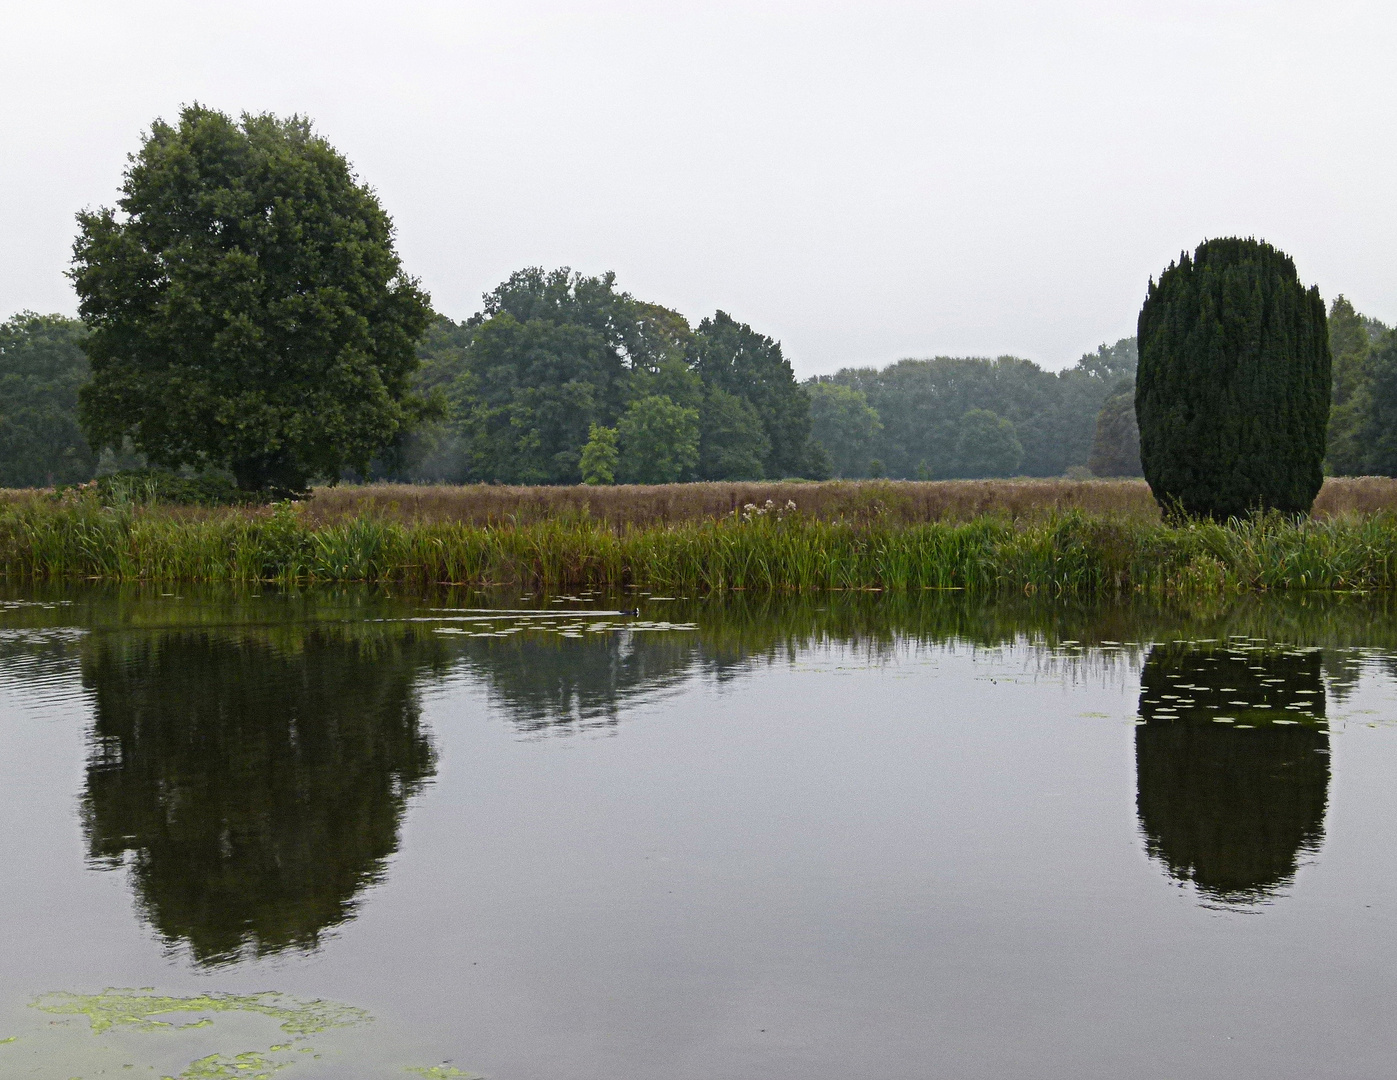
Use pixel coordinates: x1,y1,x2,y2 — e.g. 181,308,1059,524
3,0,1395,376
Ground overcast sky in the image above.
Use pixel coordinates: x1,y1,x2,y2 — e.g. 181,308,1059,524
3,1,1394,376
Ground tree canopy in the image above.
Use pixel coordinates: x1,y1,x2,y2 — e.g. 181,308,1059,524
401,269,820,484
0,312,96,486
1136,238,1330,518
807,338,1135,479
808,383,881,478
71,105,432,493
954,408,1023,478
1087,382,1142,477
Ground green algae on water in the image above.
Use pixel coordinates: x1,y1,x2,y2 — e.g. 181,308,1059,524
33,989,370,1037
406,1068,482,1079
24,988,372,1080
172,1049,288,1080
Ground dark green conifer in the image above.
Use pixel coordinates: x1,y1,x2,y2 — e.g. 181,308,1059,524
1135,238,1330,518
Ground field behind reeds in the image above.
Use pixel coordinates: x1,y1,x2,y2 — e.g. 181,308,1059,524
300,477,1397,526
5,482,1397,594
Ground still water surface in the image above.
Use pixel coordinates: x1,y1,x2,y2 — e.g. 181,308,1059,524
2,586,1397,1078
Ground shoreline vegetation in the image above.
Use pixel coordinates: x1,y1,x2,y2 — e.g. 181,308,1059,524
5,479,1397,593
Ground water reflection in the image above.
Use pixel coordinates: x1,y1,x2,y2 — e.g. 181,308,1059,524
80,630,436,965
4,586,1395,970
450,633,704,734
1135,642,1330,906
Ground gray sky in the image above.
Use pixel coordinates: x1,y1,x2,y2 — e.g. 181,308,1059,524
4,0,1394,376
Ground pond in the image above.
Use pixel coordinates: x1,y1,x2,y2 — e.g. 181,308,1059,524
2,585,1397,1079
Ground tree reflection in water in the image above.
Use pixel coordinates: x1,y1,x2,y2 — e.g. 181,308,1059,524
1135,642,1330,906
7,585,1384,966
80,630,436,965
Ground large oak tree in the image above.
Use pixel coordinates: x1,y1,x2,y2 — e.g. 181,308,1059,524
72,105,432,493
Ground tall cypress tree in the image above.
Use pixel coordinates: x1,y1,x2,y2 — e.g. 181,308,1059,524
1136,238,1330,518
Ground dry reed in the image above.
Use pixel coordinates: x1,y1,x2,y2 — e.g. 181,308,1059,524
302,478,1164,526
7,477,1397,526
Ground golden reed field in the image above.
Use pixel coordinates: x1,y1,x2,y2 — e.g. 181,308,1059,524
298,477,1397,527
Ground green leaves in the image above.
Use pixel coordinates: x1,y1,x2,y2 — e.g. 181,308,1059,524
0,313,96,486
806,342,1135,480
953,408,1023,478
71,105,431,493
408,269,817,485
808,382,881,478
580,423,619,485
616,395,700,484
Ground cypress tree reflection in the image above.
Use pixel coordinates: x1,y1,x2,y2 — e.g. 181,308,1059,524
80,630,436,965
1135,642,1329,905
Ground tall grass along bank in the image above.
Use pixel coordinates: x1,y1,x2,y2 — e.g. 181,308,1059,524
5,493,1397,594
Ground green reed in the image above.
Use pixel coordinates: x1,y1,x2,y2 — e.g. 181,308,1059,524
6,495,1397,594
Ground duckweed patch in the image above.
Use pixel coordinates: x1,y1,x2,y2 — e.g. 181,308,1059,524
33,989,369,1036
175,1049,287,1079
25,988,372,1080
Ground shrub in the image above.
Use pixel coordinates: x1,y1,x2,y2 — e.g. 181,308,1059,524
82,469,259,507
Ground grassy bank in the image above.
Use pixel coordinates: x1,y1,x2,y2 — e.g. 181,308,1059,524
5,489,1397,593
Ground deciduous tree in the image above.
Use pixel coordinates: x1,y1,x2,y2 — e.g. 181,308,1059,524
72,105,432,494
953,408,1023,478
616,395,699,484
808,382,881,478
1087,382,1142,477
0,313,96,486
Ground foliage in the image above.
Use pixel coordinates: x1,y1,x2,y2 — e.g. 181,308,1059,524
81,468,257,507
0,312,96,487
404,270,817,484
808,382,881,477
698,385,769,480
1357,330,1397,477
1318,297,1395,478
813,339,1136,479
71,104,432,494
953,408,1023,477
1087,381,1142,477
616,395,700,483
448,312,624,483
580,424,619,485
1325,296,1373,475
1136,238,1330,518
691,311,816,477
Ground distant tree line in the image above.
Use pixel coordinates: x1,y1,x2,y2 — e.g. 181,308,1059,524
1323,295,1395,476
806,338,1138,480
3,106,1392,495
13,293,1397,490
